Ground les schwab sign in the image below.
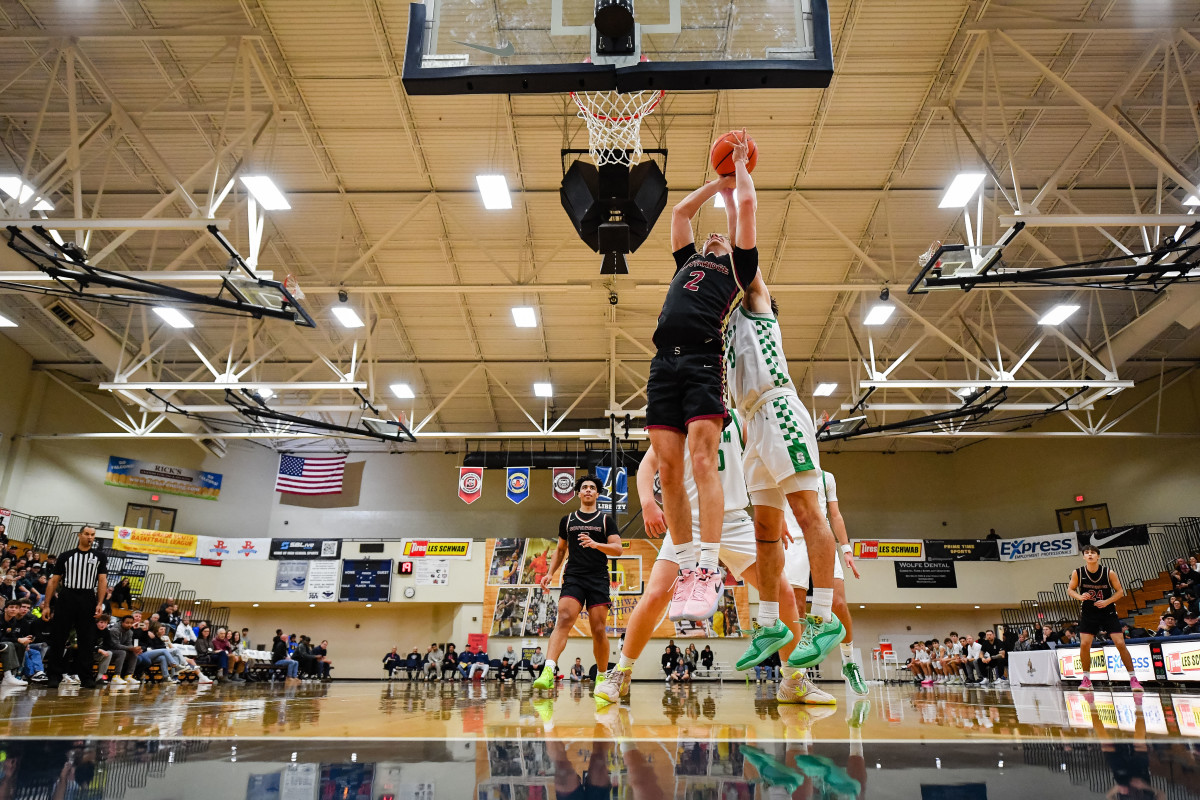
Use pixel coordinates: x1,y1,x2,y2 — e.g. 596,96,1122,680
401,539,473,559
852,540,925,561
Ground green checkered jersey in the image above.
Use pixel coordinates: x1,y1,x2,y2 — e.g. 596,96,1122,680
724,305,795,413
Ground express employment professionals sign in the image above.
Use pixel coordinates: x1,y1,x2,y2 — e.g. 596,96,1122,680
998,531,1079,562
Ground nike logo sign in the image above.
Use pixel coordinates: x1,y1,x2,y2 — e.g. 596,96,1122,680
1090,527,1134,547
455,41,515,58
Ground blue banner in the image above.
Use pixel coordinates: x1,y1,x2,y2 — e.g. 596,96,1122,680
506,467,530,504
596,466,627,513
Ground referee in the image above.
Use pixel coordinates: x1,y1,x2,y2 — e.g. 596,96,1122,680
41,526,107,688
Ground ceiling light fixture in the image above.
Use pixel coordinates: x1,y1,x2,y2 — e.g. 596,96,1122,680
1184,195,1199,206
0,314,17,328
1038,303,1079,326
476,175,512,209
239,175,291,210
0,176,53,210
863,304,895,326
939,172,986,208
331,305,364,328
956,386,979,397
390,383,415,399
511,307,537,328
153,307,194,329
255,387,275,399
534,382,553,398
814,382,837,396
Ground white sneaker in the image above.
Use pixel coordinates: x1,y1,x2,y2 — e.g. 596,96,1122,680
776,668,836,705
979,678,991,686
125,677,140,687
198,672,213,684
63,674,80,684
109,676,127,686
2,672,28,687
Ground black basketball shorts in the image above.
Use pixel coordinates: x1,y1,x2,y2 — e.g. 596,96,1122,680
1078,610,1122,636
560,577,611,610
646,349,728,433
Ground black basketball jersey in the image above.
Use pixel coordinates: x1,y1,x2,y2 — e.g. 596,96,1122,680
559,510,617,582
1076,565,1113,613
653,244,759,350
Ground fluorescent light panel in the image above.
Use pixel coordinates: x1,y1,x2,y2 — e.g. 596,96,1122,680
813,382,837,396
390,383,415,399
153,307,193,329
255,387,275,399
863,304,895,326
0,176,53,210
331,306,364,328
476,175,512,209
0,314,16,328
534,382,553,397
239,176,290,210
938,172,986,208
956,386,979,397
1185,195,1199,206
1038,303,1079,326
511,306,537,327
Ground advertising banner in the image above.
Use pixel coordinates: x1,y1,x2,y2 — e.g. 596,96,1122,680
924,539,1000,561
998,532,1078,562
306,560,340,602
551,467,576,504
105,456,223,500
1162,641,1200,682
851,540,925,561
1075,524,1150,550
275,561,308,592
196,536,270,561
1056,647,1109,680
894,560,957,588
458,467,483,504
595,466,627,513
415,559,449,586
113,526,197,557
269,539,342,560
1057,645,1157,681
401,539,473,559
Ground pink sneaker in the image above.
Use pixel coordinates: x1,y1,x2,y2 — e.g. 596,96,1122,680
1079,676,1093,690
1130,676,1144,692
921,678,934,686
668,570,695,621
681,569,723,621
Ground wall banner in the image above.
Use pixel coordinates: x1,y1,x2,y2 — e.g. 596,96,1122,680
894,560,957,588
196,535,270,561
1075,525,1150,550
269,539,342,560
924,539,999,561
851,540,925,561
105,456,223,500
595,466,627,514
401,539,473,558
551,467,576,504
113,526,197,557
306,560,340,602
275,561,308,592
998,532,1078,562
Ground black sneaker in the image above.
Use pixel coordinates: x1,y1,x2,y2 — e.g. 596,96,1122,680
81,680,96,689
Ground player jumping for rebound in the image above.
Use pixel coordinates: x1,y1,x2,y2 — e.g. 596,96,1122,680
720,132,844,673
534,475,622,691
1068,544,1142,692
594,410,834,706
783,470,869,696
647,139,760,623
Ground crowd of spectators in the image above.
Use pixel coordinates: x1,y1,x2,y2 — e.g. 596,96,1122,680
382,642,556,683
901,631,1010,687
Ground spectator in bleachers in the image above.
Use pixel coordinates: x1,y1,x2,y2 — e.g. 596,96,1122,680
977,630,1008,686
382,647,402,679
671,657,693,683
701,645,714,672
131,624,172,682
462,644,489,680
404,647,423,679
1036,625,1059,650
217,628,246,682
661,643,680,682
92,617,118,683
313,639,333,680
529,647,546,680
1154,615,1182,637
570,658,585,682
108,579,133,610
0,570,17,604
1014,629,1033,652
0,599,32,686
423,643,444,681
441,643,459,680
1167,596,1188,624
271,632,300,682
106,615,140,686
496,657,515,682
194,624,229,680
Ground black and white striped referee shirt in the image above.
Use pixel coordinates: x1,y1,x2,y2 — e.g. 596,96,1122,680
53,547,108,592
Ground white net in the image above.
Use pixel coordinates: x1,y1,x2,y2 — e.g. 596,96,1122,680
570,88,665,166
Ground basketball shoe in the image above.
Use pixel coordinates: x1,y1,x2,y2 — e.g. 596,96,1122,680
594,664,632,705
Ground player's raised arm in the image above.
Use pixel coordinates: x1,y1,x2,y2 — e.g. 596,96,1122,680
741,271,772,315
671,177,734,253
732,131,757,251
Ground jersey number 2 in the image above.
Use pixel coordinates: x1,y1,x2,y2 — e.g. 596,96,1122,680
683,270,705,291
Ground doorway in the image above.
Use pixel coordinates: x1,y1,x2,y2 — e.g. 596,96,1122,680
1056,503,1110,533
123,503,178,532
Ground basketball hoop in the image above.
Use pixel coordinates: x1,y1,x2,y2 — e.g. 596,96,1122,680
917,240,943,269
283,273,305,301
570,85,665,167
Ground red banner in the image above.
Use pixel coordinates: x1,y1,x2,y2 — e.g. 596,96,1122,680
458,467,483,504
552,467,576,504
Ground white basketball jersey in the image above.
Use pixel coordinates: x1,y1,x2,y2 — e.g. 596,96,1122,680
724,306,796,414
681,410,750,514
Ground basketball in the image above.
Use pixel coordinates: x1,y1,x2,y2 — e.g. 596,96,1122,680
710,131,758,176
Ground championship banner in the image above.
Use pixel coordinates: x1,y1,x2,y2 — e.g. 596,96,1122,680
1075,524,1150,550
998,532,1078,562
105,456,223,501
924,539,1000,561
506,467,530,504
596,466,627,513
401,539,473,559
552,467,576,504
851,540,925,561
196,535,270,561
269,539,342,560
894,560,956,588
458,467,483,504
113,526,197,557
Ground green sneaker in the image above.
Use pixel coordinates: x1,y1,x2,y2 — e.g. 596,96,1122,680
787,614,846,669
794,754,861,797
847,699,870,729
735,620,794,671
532,664,555,690
532,698,555,722
842,661,869,696
740,744,806,792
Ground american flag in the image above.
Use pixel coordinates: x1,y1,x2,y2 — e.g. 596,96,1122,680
275,454,347,495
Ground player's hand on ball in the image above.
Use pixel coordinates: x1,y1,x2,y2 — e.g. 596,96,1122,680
643,504,667,538
730,129,750,164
